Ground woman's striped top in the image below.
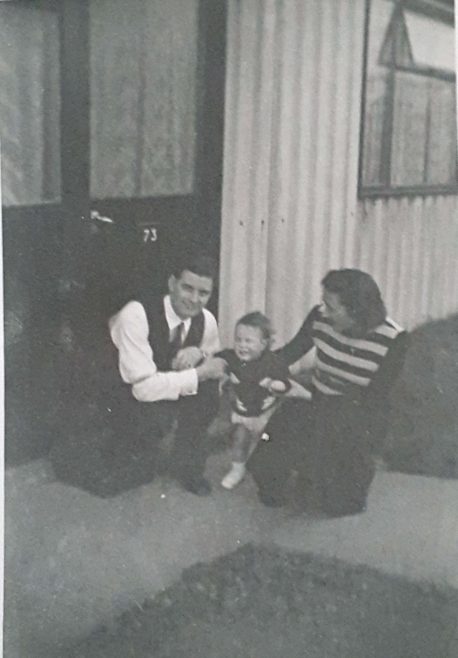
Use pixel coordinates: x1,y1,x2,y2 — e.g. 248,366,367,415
277,305,407,398
311,312,404,396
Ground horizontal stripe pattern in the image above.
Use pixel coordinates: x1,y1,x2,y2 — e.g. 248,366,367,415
314,337,380,372
316,348,376,380
315,355,371,386
312,314,403,396
314,328,387,363
313,321,391,354
312,376,344,396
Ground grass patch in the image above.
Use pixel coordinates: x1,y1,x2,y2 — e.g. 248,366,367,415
70,544,458,658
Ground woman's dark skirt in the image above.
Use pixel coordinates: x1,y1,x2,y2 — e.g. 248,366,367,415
247,392,388,517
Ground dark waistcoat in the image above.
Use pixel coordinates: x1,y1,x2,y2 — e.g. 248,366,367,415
103,296,205,407
137,295,205,371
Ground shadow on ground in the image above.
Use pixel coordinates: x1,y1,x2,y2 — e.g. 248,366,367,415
70,544,458,658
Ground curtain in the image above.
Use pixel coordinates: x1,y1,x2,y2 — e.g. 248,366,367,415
427,78,457,186
0,4,61,207
390,71,429,187
361,72,388,187
89,0,199,200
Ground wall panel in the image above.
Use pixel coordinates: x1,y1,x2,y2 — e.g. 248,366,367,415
220,0,458,346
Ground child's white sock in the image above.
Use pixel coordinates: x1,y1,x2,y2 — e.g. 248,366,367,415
221,462,246,490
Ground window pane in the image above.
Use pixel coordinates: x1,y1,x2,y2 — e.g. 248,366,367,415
404,10,455,73
360,0,393,189
361,72,388,187
89,0,199,200
391,71,429,187
427,79,457,185
0,4,61,207
359,0,457,195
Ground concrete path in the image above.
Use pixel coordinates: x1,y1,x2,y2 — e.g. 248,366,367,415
5,454,458,657
271,471,458,588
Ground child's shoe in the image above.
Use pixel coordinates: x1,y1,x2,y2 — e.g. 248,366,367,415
221,462,246,490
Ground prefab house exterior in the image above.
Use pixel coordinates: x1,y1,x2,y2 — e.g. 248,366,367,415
218,0,458,346
1,0,456,344
0,0,457,461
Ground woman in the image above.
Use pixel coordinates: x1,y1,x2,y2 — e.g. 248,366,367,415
247,269,409,517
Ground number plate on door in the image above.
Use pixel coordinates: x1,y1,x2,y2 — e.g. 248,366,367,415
142,227,158,243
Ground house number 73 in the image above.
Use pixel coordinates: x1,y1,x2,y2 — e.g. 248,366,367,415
143,227,158,243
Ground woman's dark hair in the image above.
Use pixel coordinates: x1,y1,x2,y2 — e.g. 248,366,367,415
321,269,386,335
236,311,273,342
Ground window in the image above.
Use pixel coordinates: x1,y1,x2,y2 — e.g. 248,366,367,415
0,2,61,207
359,0,457,197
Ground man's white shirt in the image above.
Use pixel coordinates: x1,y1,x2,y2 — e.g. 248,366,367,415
109,295,220,402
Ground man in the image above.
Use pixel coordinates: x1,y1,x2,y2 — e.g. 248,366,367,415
109,254,226,495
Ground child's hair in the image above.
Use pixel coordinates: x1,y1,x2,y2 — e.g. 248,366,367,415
236,311,273,343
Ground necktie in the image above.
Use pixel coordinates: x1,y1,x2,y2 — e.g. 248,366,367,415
169,322,185,359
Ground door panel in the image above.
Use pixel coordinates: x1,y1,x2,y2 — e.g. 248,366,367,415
1,1,64,463
85,0,204,312
1,0,226,463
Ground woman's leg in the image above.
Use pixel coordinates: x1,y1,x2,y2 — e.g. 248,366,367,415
315,399,378,517
248,400,312,507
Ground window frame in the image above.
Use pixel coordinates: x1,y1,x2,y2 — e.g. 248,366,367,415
358,0,458,199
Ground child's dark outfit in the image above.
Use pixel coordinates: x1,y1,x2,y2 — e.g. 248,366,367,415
218,348,291,489
218,348,291,429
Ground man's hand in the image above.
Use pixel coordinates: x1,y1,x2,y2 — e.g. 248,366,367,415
172,346,204,371
196,357,227,382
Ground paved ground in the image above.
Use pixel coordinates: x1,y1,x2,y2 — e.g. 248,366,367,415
5,452,458,657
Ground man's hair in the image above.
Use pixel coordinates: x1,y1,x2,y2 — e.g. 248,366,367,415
171,253,217,281
321,269,386,335
236,311,273,341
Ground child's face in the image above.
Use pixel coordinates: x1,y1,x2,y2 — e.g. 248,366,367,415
234,324,267,362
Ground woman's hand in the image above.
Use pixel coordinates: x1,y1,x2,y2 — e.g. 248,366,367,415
259,377,286,395
269,380,287,394
259,378,287,395
284,379,312,400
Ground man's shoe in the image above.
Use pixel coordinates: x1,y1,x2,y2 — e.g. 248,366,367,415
180,476,212,496
257,491,284,508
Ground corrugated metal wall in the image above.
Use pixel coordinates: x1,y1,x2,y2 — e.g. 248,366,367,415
358,195,458,327
219,0,458,346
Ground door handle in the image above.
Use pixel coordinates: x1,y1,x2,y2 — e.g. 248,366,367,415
90,210,114,224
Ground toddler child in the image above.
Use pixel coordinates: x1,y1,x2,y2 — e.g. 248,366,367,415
218,312,291,489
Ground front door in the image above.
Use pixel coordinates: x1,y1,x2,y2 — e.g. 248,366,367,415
1,0,226,462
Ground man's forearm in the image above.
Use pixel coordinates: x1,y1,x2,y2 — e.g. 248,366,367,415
131,368,198,402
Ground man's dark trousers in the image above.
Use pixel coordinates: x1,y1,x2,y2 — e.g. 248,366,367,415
105,380,219,491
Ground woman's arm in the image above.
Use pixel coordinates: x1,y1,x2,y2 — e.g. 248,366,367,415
366,331,409,398
275,305,320,366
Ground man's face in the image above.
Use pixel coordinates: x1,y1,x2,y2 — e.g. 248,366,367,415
168,270,213,319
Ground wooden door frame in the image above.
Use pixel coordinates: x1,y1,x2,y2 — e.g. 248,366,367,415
59,0,227,290
2,0,227,321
